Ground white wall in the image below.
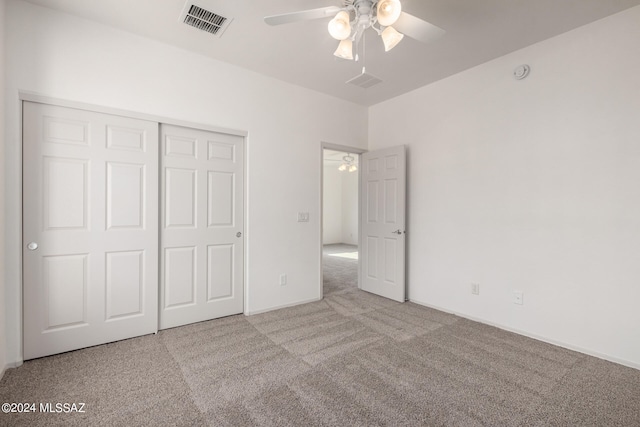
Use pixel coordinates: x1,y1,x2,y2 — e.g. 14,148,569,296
0,0,7,377
323,165,343,244
3,0,367,365
341,171,358,245
323,161,358,246
369,6,640,368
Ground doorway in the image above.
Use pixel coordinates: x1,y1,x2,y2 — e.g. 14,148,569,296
322,147,362,297
320,143,407,303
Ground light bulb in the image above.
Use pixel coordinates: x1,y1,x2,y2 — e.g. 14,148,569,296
348,164,357,172
333,39,353,60
338,164,347,171
328,11,351,40
381,26,404,51
377,0,401,27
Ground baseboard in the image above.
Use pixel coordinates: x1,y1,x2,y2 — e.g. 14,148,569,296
0,360,21,381
410,298,640,372
245,296,323,316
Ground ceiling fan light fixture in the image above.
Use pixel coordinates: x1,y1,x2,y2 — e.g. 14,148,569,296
264,1,446,61
333,39,354,60
337,154,358,172
381,26,404,51
376,0,402,27
328,11,351,40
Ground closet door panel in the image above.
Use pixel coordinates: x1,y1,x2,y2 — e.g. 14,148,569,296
23,102,158,360
160,124,244,329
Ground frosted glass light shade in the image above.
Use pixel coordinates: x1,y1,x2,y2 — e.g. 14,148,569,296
333,39,353,60
328,11,351,40
377,0,401,26
381,26,404,51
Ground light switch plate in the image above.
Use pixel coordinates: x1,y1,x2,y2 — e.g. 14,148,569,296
297,212,310,222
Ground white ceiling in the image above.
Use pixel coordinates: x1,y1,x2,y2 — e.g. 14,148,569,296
21,0,640,106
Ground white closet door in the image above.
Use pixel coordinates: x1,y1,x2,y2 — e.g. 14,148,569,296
23,102,159,360
160,124,244,330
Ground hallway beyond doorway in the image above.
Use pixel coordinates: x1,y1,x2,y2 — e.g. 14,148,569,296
323,244,358,297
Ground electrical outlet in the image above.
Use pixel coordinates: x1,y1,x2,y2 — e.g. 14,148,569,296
280,274,287,286
471,283,480,295
513,291,523,305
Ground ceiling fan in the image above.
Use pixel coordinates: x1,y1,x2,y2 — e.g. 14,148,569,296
264,0,445,60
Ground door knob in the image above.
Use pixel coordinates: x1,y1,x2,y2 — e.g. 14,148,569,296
391,230,402,235
236,232,242,238
27,242,39,251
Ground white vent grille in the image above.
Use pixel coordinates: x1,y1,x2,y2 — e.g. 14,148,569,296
180,3,232,37
346,68,383,89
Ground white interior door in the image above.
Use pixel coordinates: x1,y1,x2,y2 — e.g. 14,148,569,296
160,124,244,330
23,102,159,360
360,145,406,302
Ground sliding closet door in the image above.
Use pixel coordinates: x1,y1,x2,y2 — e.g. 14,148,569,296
160,124,244,329
23,102,159,360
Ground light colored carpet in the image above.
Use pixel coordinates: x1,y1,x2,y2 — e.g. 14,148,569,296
1,257,640,425
322,244,358,297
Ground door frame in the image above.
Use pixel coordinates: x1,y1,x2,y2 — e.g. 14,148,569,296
14,92,248,364
319,142,366,298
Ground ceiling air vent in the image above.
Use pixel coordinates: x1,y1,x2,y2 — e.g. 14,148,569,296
346,67,383,89
180,3,232,37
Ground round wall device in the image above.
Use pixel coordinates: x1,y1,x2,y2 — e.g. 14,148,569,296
513,64,530,80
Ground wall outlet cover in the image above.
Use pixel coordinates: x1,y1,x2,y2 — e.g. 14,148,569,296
513,291,524,305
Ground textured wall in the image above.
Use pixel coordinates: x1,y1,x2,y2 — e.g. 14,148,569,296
370,6,640,368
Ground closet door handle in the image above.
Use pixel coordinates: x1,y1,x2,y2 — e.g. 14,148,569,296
236,232,242,238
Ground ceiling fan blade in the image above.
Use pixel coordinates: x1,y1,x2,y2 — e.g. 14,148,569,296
393,11,445,44
264,6,342,26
